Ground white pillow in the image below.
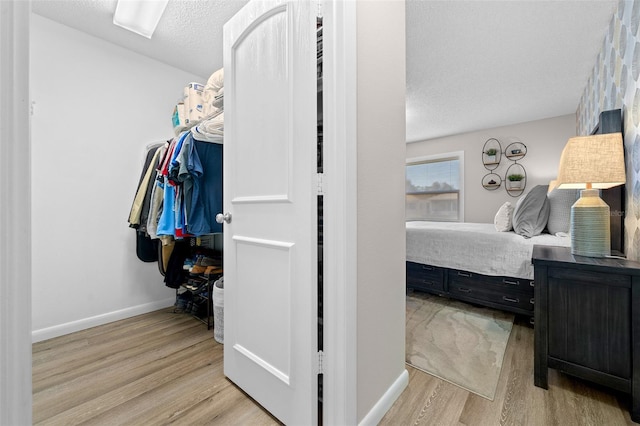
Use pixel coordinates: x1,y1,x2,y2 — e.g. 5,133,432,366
494,201,514,232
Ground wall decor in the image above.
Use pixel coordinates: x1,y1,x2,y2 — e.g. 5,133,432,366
481,138,527,196
504,141,527,197
482,138,502,169
482,138,503,190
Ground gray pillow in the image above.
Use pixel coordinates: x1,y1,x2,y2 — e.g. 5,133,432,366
546,188,579,235
513,185,550,238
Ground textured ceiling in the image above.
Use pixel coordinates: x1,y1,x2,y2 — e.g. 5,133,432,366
32,0,249,79
406,0,618,142
32,0,618,142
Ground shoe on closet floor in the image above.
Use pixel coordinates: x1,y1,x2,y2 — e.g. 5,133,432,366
183,258,196,270
186,277,206,291
204,266,223,277
190,300,203,316
174,291,193,312
200,256,219,267
190,264,208,275
192,280,209,295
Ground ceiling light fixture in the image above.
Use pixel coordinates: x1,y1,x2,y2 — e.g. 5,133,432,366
113,0,169,39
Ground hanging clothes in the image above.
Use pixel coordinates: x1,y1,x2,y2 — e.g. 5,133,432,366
128,142,165,228
139,144,168,235
175,132,198,231
155,133,185,237
187,139,223,235
153,131,223,238
128,141,167,263
132,68,225,280
146,169,165,240
163,239,191,289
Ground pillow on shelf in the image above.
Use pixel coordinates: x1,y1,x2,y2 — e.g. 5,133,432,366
513,185,550,238
494,201,514,232
546,187,579,235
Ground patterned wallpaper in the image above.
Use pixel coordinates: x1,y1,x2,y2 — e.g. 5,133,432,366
576,0,640,260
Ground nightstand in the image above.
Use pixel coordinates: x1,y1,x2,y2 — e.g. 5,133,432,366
532,245,640,422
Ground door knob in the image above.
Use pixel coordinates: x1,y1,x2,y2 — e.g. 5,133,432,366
216,212,232,224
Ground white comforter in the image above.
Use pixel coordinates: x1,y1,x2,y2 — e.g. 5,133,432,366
406,221,571,279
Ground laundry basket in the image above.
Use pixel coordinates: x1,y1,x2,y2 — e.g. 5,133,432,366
213,277,224,344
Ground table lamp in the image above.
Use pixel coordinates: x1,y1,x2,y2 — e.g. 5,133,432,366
556,133,625,257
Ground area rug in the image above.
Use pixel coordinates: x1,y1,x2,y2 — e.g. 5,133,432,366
406,292,514,400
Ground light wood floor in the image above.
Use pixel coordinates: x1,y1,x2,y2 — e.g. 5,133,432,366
32,308,280,425
34,309,637,425
381,316,636,426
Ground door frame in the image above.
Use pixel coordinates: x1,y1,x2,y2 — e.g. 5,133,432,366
0,0,32,424
321,1,358,424
0,1,362,423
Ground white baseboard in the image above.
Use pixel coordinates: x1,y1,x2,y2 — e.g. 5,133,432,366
358,369,409,426
31,297,176,343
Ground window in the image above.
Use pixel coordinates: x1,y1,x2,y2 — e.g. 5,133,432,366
406,152,464,222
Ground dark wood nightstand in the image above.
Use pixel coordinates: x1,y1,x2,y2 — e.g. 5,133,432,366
532,245,640,422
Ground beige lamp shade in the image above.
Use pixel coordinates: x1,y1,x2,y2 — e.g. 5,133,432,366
555,132,625,257
556,133,626,189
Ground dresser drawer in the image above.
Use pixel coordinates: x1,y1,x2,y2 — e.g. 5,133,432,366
407,262,445,292
448,269,534,295
548,267,630,288
448,280,535,312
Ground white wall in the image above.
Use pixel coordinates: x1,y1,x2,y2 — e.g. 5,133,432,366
30,15,205,341
1,2,32,423
406,114,577,223
356,1,408,423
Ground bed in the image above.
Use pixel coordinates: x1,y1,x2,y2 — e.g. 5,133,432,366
407,109,624,320
407,221,570,280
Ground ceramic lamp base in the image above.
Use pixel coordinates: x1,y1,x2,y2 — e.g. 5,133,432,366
570,189,610,257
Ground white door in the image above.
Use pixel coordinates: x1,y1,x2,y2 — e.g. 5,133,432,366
222,1,318,424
